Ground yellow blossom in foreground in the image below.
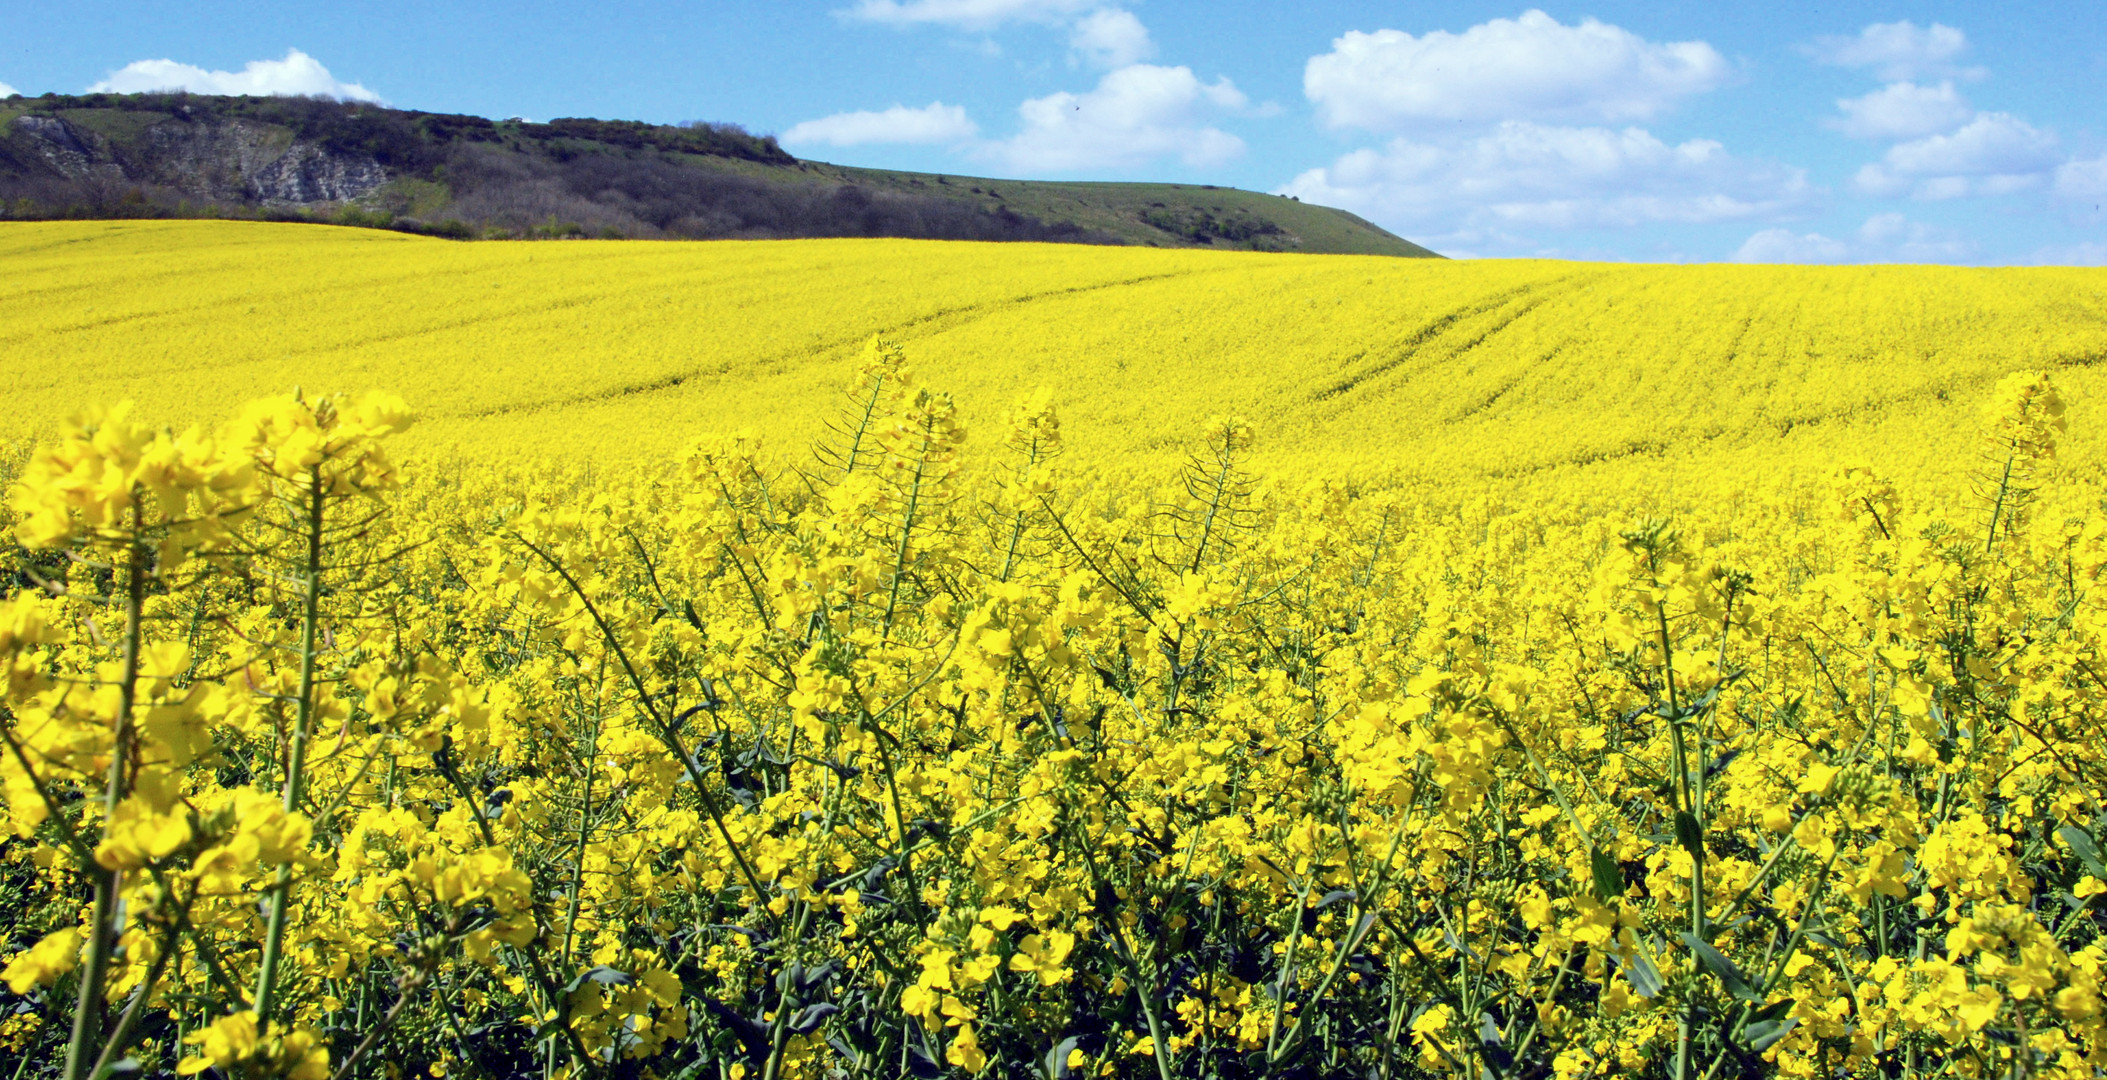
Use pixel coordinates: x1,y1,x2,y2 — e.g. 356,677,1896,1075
2,226,2106,1078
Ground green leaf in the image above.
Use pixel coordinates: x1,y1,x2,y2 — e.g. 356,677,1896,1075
788,1003,839,1035
1590,848,1624,902
1625,945,1664,999
1046,1035,1082,1080
1802,929,1845,951
561,965,632,995
2059,825,2107,878
1745,1017,1798,1052
1477,1011,1516,1071
1668,685,1723,722
1674,811,1705,860
1314,888,1357,910
1681,932,1764,1004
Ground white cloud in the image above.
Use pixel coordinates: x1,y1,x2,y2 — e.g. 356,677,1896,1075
843,0,1094,28
0,80,18,98
2056,154,2107,200
1829,81,1972,140
1853,113,2061,198
2031,241,2107,266
782,102,978,147
1732,229,1850,264
848,0,1154,71
1070,9,1153,69
1804,21,1982,81
1304,10,1728,132
983,63,1246,172
1854,213,1912,245
1731,213,1975,264
1883,114,2059,174
1278,122,1815,242
88,49,379,101
1853,213,1975,261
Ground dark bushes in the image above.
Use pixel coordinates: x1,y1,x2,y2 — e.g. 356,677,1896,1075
0,93,1118,246
442,144,1118,243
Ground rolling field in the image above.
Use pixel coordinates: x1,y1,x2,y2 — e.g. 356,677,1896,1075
5,220,2106,497
6,220,2107,1079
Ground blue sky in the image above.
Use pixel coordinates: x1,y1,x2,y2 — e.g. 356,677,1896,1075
6,1,2104,262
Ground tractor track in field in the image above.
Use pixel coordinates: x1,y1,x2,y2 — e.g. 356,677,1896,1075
1307,271,1596,404
1472,350,2107,482
457,265,1218,420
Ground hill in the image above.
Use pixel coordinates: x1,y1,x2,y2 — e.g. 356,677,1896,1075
818,163,1415,255
0,92,1436,255
3,220,2103,502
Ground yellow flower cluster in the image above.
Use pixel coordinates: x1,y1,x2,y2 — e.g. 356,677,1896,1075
1,220,2107,1079
175,1011,329,1080
2,354,2104,1080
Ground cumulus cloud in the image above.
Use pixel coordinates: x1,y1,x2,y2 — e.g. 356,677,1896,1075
1732,213,1974,264
850,1,1155,71
1881,114,2059,176
1070,9,1153,69
1852,213,1975,261
1807,21,2089,208
0,80,18,98
1732,229,1850,264
88,49,379,101
1829,82,1972,141
2056,154,2107,201
1803,21,1982,82
843,0,1094,28
836,3,1238,174
1853,113,2062,199
983,63,1246,172
1304,10,1727,132
783,102,978,147
2031,241,2107,266
1278,122,1815,243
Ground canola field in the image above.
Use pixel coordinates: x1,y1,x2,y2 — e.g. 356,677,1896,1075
4,220,2107,1080
8,220,2107,492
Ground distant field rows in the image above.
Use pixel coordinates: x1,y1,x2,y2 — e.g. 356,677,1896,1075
5,220,2106,501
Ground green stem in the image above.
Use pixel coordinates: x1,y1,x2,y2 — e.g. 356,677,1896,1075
561,680,602,973
83,892,191,1080
879,417,935,639
1266,876,1314,1061
62,518,146,1080
254,465,326,1021
508,532,777,927
760,901,818,1080
1985,452,2018,553
1657,598,1696,1080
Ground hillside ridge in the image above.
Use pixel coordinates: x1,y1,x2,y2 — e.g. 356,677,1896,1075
0,93,1438,256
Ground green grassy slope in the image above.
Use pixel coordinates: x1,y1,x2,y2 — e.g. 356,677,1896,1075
815,164,1438,256
0,93,1440,257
